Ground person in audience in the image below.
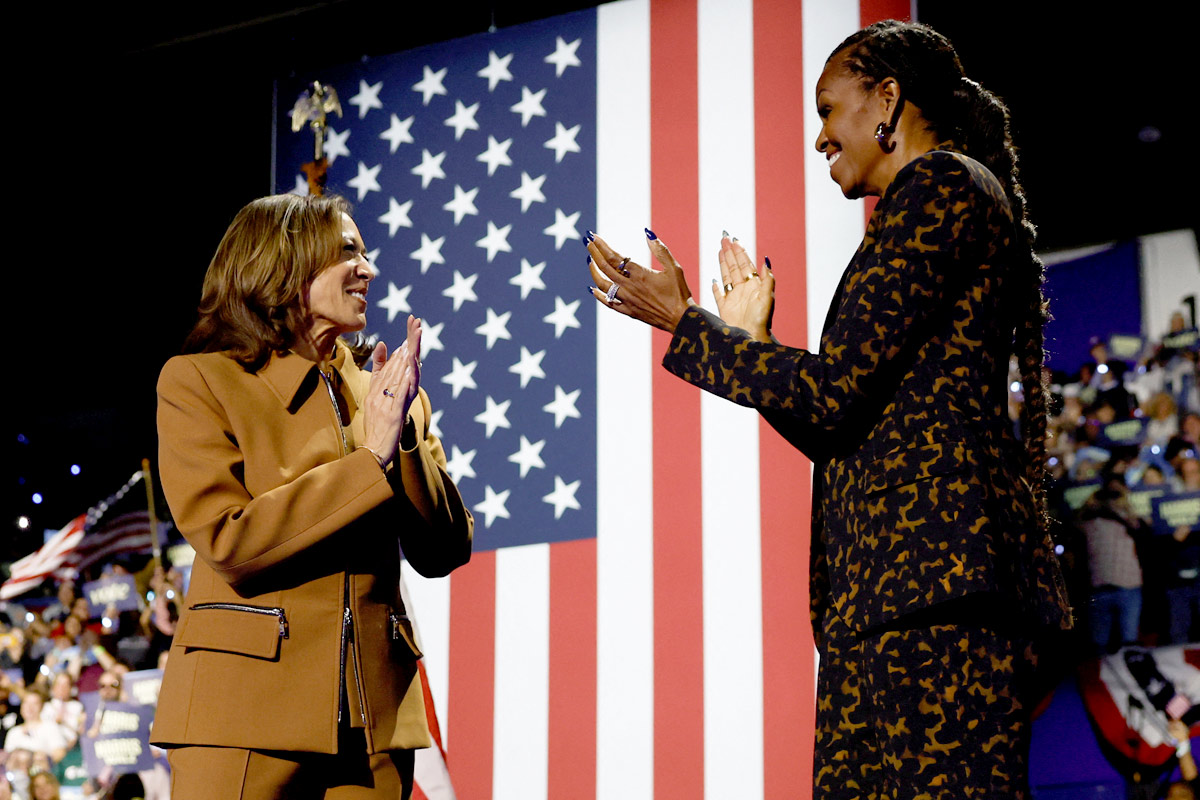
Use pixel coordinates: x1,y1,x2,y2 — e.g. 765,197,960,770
1081,467,1149,653
39,585,77,627
1159,455,1200,643
40,674,84,750
2,694,68,763
28,769,60,800
1146,392,1181,448
2,749,32,800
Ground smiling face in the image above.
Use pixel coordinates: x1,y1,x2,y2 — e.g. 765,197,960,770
814,51,893,199
302,213,375,354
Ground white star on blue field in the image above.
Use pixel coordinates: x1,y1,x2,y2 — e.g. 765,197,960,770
276,11,598,547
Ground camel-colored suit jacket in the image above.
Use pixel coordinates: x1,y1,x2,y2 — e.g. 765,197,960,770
663,150,1071,638
152,340,473,755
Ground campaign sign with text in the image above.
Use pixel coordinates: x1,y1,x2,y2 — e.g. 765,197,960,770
1099,418,1147,448
1127,486,1169,520
123,669,163,707
1152,491,1200,535
1107,333,1144,361
83,574,140,617
81,701,156,775
1064,480,1103,511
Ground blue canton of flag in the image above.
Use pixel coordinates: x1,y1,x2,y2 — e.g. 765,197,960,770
274,11,597,550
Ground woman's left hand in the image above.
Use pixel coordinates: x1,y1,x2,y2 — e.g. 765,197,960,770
713,235,774,343
363,315,422,466
587,232,694,332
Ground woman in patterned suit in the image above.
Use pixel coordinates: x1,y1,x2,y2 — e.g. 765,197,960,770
586,20,1071,800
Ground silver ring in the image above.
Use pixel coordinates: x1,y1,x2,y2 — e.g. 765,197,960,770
617,257,631,277
723,282,734,293
604,283,620,303
382,388,395,398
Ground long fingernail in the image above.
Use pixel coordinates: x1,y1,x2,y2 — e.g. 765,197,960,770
587,253,592,264
645,227,657,240
764,256,772,270
722,229,730,238
732,237,739,243
585,230,596,242
586,286,595,296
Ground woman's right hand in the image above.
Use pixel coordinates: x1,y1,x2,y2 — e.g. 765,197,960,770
712,235,774,342
363,315,422,467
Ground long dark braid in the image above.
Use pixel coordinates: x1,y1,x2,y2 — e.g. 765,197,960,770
830,21,1052,520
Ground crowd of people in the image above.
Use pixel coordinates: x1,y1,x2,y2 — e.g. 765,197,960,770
1036,310,1200,658
1,562,182,800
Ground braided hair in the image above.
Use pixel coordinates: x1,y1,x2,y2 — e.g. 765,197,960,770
829,21,1053,519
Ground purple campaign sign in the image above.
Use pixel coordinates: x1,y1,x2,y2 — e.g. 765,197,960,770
81,701,156,775
122,669,163,707
1153,490,1200,535
82,574,140,617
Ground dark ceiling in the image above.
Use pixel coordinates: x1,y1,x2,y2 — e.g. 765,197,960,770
8,0,1192,558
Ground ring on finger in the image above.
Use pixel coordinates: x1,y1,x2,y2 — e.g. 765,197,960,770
723,282,734,293
616,257,631,277
382,388,396,398
605,282,620,303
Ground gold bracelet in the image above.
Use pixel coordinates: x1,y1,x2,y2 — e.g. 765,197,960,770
357,445,388,471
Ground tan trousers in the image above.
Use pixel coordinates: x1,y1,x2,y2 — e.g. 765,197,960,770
166,729,415,800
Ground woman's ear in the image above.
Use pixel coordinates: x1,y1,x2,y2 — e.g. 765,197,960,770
876,77,901,116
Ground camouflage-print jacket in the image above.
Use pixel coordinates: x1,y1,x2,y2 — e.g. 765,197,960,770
663,150,1071,636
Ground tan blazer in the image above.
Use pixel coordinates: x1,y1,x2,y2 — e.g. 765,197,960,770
152,341,473,755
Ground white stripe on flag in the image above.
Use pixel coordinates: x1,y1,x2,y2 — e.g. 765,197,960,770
802,0,865,347
697,0,765,798
400,562,452,746
596,1,655,799
493,543,551,800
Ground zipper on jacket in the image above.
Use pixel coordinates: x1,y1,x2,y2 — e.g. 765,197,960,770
318,370,350,456
189,602,289,639
339,573,367,726
388,609,405,641
321,367,366,727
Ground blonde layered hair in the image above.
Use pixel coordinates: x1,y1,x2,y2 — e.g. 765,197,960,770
182,194,350,371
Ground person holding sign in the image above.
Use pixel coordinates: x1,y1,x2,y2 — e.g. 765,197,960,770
154,194,474,798
585,19,1070,798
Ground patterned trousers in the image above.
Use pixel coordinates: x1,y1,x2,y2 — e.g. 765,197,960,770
814,599,1038,800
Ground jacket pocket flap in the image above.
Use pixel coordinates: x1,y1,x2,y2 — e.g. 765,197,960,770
862,441,968,495
176,606,283,660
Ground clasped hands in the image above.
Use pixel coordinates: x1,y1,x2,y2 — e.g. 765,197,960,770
586,230,775,343
362,314,422,468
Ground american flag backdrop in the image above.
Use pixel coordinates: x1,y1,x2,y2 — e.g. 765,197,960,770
273,1,909,797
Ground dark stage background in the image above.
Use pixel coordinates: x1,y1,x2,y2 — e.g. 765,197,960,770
8,0,1193,555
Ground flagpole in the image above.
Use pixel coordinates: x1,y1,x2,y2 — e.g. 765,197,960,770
142,458,162,569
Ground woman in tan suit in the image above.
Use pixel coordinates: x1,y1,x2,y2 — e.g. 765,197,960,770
153,194,473,799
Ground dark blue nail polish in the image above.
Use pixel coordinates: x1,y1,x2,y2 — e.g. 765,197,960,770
645,227,657,241
587,253,592,264
764,256,772,270
585,230,596,242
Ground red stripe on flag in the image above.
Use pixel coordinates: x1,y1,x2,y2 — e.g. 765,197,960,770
858,0,909,225
447,551,496,799
547,538,597,799
860,0,911,26
753,1,817,796
650,0,705,796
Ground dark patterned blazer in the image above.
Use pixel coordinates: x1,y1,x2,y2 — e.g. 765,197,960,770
663,150,1071,637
